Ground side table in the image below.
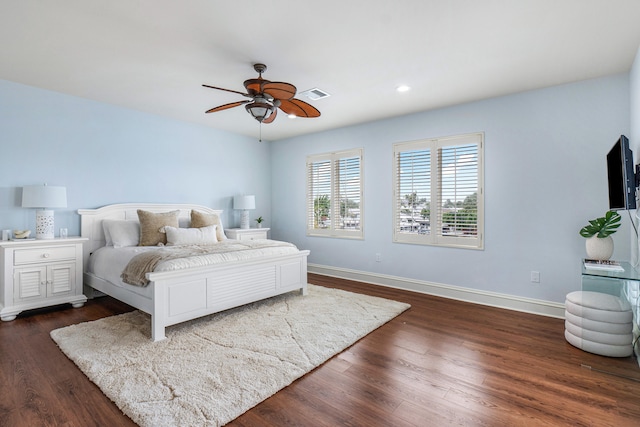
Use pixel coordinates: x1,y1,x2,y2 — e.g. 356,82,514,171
579,260,640,374
0,237,88,320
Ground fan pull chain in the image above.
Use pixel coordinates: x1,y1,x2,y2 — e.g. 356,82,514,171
259,122,262,142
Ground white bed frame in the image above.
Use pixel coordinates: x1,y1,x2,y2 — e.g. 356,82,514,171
78,203,309,341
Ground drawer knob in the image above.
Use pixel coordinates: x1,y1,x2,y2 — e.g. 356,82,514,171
42,253,50,258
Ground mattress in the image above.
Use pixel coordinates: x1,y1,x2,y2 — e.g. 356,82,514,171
88,239,300,295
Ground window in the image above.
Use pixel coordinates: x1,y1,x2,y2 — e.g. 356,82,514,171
307,148,363,239
393,133,483,249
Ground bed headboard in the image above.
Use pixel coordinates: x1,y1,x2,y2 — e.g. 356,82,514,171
77,203,223,268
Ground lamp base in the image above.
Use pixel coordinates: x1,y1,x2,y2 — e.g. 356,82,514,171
35,209,55,239
240,210,250,229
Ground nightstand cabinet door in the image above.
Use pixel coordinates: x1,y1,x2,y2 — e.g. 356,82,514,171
48,263,75,297
13,263,75,303
14,266,47,302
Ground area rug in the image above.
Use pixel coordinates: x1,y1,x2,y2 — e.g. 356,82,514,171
50,284,410,426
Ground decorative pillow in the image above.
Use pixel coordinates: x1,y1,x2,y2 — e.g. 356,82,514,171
190,210,227,241
137,209,179,246
103,220,140,248
162,225,217,246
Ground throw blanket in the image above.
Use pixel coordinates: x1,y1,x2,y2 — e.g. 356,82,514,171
121,240,297,286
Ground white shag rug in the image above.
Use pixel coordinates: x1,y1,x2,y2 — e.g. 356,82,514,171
50,284,410,427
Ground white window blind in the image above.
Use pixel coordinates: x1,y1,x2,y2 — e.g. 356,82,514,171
393,133,483,249
307,148,363,239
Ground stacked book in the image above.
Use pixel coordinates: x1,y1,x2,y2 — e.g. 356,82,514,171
583,259,624,272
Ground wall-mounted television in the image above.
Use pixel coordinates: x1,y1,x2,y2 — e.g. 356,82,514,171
606,134,637,210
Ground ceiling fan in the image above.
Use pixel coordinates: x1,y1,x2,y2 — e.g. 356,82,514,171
202,63,321,124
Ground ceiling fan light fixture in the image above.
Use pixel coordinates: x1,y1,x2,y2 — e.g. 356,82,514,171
245,102,273,122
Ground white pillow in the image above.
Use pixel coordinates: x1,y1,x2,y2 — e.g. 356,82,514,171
102,220,140,248
102,221,113,246
163,225,217,246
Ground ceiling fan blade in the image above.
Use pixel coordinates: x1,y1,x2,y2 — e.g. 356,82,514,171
202,84,250,97
278,98,321,118
205,100,250,114
244,78,267,96
262,107,277,124
262,82,297,100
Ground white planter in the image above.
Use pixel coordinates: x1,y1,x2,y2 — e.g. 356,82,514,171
585,235,614,260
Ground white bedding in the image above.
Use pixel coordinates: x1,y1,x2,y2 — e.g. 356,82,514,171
88,239,300,295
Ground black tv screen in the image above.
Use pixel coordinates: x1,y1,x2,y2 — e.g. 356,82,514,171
606,135,636,210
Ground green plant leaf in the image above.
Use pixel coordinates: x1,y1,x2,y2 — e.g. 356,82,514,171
579,211,621,238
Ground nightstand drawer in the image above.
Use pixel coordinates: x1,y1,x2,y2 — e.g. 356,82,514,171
14,246,76,265
236,232,267,241
225,228,270,240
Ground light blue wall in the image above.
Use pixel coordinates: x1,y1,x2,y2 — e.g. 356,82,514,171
271,74,631,304
1,71,633,305
0,79,271,236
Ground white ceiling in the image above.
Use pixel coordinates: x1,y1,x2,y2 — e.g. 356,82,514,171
2,1,640,142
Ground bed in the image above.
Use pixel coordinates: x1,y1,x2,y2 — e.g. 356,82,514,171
78,203,309,341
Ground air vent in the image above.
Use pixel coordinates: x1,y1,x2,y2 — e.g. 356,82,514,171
299,88,331,100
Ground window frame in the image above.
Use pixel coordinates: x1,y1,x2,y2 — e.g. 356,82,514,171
392,133,484,249
306,148,364,239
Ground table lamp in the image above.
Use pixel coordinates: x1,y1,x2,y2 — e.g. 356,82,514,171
22,184,67,239
233,195,255,229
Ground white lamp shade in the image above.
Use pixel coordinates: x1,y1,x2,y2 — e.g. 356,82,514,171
233,195,255,210
22,185,67,208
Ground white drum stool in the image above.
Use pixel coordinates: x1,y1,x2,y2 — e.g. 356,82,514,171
564,291,633,357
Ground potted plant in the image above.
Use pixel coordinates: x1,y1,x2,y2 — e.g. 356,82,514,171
579,210,621,260
255,216,264,228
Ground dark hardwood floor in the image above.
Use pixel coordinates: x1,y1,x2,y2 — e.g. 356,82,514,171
1,274,639,426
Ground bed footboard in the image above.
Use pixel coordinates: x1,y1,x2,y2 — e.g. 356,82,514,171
148,251,309,341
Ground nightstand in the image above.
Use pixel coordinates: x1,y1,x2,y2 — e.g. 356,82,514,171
0,237,88,321
225,228,270,241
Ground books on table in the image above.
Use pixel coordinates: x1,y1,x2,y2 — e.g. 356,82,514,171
583,259,624,272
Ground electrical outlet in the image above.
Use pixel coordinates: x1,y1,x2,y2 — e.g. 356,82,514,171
530,271,540,283
375,253,382,262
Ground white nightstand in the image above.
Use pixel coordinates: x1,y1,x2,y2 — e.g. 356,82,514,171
225,228,270,241
0,237,88,321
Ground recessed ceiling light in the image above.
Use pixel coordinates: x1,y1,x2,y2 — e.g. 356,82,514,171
288,114,297,119
397,85,411,93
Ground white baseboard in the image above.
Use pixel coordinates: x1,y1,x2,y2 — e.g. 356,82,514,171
308,263,566,319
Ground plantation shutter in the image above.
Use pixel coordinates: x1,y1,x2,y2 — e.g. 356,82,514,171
393,145,431,242
334,155,361,231
393,133,483,249
307,156,332,231
436,140,480,245
307,148,364,238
